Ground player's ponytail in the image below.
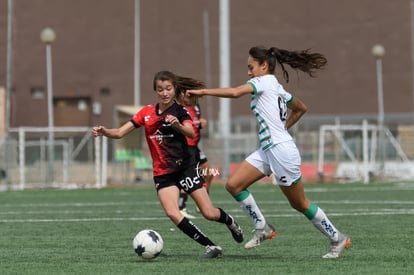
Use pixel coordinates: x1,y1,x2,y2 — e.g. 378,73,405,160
175,75,206,106
249,46,327,83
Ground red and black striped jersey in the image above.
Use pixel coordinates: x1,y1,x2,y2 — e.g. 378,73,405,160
183,104,201,147
130,101,193,176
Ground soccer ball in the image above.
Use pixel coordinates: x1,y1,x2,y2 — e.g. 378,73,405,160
133,229,163,259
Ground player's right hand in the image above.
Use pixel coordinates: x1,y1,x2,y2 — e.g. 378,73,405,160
92,126,105,137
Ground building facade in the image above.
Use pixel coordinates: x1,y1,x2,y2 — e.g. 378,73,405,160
0,0,414,185
0,0,413,129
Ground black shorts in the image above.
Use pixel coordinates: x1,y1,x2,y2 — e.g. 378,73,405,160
153,165,205,194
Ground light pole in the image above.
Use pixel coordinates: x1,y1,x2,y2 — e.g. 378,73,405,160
134,0,140,106
371,44,386,174
219,0,231,178
40,27,56,183
5,0,14,187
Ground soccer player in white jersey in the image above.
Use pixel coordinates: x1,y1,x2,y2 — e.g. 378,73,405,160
187,46,351,258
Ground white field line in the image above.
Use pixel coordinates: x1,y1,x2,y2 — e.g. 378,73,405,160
0,217,164,223
1,208,413,223
1,199,413,210
0,206,411,216
0,201,161,208
263,184,414,193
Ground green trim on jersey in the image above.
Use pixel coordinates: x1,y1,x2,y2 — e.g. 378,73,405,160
259,126,269,134
247,82,256,94
262,142,273,151
249,77,275,151
259,136,271,143
304,202,319,220
233,190,251,202
287,95,294,104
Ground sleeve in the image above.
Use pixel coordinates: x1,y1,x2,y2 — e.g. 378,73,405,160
195,104,202,117
130,106,147,128
178,105,192,124
280,89,293,104
247,77,261,95
195,104,203,129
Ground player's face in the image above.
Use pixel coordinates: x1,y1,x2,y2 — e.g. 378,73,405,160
155,80,175,105
247,56,268,78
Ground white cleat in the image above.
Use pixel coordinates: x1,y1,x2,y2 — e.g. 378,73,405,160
322,233,351,259
244,223,277,249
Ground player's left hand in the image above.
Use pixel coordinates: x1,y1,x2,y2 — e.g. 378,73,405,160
165,114,180,128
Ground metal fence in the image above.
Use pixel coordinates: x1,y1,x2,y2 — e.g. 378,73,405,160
0,127,102,190
1,113,413,190
204,113,414,183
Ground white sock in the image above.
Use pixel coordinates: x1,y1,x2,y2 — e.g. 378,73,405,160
238,193,266,229
311,207,339,241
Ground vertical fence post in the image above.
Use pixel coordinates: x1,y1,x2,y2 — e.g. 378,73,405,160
18,128,25,190
101,136,108,188
95,136,101,188
362,120,369,183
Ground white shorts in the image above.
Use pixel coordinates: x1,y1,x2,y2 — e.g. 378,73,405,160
246,140,302,186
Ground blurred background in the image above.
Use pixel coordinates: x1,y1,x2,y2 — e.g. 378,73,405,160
1,0,414,189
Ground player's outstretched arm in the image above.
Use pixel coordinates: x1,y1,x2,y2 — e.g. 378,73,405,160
187,84,253,99
92,121,135,139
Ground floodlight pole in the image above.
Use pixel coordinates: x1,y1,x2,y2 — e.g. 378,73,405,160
219,0,231,178
372,44,386,175
41,28,56,183
134,0,140,106
411,0,414,119
5,0,13,187
203,10,213,134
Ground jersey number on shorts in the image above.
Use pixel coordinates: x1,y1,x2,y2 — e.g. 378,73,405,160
179,176,200,191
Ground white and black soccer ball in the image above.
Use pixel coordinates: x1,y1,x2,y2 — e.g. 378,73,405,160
133,229,163,259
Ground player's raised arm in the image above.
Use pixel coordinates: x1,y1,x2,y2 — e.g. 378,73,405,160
186,84,253,99
92,121,135,139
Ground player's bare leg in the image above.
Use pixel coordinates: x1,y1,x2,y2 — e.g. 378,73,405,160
226,160,277,249
191,188,244,243
280,181,351,258
158,186,221,258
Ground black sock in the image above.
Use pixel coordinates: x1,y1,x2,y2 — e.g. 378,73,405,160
177,217,215,247
179,193,188,210
217,208,233,225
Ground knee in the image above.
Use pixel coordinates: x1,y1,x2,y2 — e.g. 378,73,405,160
289,201,309,213
164,209,182,224
199,207,219,221
225,179,240,195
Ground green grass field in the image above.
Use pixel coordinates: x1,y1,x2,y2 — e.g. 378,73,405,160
1,181,413,275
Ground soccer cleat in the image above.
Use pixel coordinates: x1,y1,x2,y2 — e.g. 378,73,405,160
180,208,196,219
199,245,223,259
226,215,244,243
322,233,351,259
244,223,277,249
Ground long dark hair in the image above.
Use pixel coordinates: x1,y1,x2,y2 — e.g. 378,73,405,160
249,46,327,82
153,70,205,105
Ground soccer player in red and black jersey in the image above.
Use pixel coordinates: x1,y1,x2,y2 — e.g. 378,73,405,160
177,91,215,218
92,71,243,259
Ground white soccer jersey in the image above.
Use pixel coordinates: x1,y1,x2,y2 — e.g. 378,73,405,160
247,74,294,151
